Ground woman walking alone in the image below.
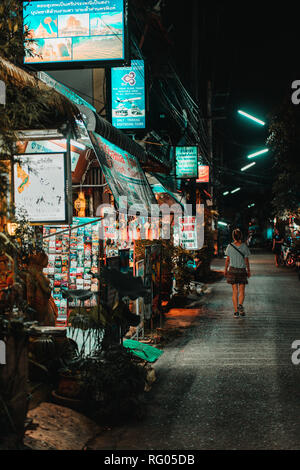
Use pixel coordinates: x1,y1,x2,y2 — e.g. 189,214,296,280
224,229,251,318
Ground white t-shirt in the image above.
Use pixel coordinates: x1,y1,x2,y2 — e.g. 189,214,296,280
225,243,251,269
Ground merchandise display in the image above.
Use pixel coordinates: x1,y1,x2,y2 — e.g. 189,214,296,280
43,217,101,325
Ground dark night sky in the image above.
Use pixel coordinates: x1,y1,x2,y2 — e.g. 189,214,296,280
163,1,300,223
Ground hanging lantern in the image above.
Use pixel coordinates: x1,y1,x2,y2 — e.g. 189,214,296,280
6,222,18,236
74,191,86,217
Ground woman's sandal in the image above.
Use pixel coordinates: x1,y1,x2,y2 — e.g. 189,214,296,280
238,304,245,316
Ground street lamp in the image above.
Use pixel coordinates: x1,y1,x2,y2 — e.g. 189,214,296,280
248,203,255,208
223,191,229,196
241,162,256,172
247,148,268,159
231,187,241,194
218,221,228,227
237,110,265,126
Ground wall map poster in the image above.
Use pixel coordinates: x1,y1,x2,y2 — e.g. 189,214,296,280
14,153,68,224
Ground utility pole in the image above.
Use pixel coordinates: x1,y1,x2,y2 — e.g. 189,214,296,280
191,0,199,102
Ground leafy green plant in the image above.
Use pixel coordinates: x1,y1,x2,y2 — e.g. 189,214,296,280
78,345,147,423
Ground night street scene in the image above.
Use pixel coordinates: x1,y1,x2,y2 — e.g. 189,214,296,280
1,0,300,459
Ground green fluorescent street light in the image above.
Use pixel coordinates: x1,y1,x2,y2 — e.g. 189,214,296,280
247,148,269,159
238,110,265,126
223,191,229,196
241,162,256,172
248,203,255,208
231,187,241,194
218,221,227,226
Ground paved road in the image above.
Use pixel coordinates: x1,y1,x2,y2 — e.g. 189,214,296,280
90,252,300,450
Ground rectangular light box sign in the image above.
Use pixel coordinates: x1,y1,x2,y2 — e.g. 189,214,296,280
13,153,69,224
196,164,210,183
23,0,126,68
111,60,146,129
175,146,198,179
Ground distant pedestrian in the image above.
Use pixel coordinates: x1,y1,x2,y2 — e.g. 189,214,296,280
272,228,284,267
224,229,251,318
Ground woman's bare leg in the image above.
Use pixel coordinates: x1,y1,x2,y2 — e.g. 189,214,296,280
239,283,245,306
232,284,238,312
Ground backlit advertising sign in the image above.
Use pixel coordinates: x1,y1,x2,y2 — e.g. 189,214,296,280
175,146,198,178
196,164,210,183
111,60,146,129
13,153,70,224
23,0,127,69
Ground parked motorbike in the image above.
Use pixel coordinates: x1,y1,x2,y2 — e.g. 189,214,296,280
280,241,300,269
296,252,300,280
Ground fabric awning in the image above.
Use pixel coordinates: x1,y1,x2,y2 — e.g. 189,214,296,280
79,105,169,173
146,173,184,209
88,131,157,213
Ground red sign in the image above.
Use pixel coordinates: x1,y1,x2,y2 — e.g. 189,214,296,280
196,165,209,183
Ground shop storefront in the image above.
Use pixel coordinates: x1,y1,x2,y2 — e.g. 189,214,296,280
1,58,171,331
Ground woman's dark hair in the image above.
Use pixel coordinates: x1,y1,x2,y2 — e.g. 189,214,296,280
232,228,242,242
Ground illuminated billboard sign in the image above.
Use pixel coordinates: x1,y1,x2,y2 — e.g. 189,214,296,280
196,164,210,183
111,60,146,129
175,146,198,178
13,153,70,224
23,0,126,68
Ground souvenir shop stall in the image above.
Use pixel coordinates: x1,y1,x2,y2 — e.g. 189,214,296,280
42,217,102,326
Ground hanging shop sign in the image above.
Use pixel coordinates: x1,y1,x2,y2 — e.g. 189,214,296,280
13,153,71,224
178,216,198,250
23,0,127,69
88,131,156,211
196,164,210,183
175,146,198,179
111,59,146,129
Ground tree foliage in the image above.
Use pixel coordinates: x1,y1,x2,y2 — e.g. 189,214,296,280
267,97,300,217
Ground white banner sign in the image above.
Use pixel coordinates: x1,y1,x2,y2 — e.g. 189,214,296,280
179,216,198,250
